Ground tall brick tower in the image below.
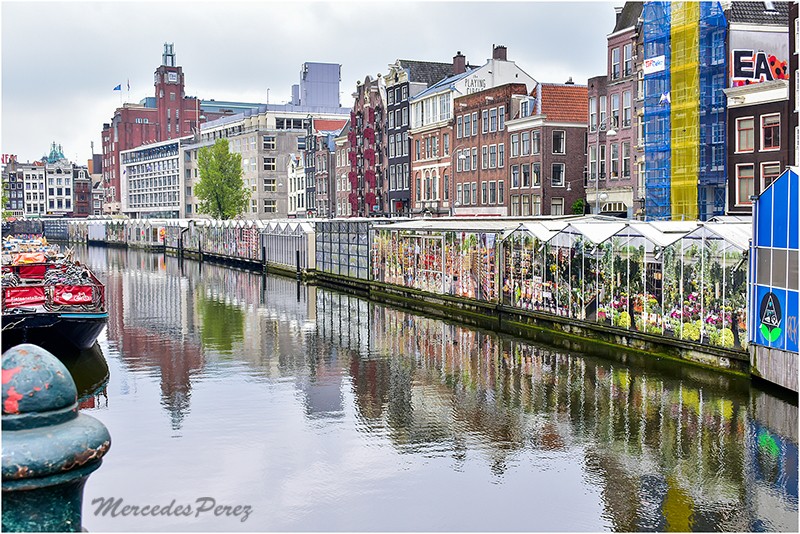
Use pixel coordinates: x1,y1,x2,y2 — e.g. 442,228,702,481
154,43,196,140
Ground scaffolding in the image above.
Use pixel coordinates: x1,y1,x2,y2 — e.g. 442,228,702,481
643,1,672,220
644,1,727,221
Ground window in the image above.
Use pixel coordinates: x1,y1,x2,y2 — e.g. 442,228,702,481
552,131,565,154
498,143,505,167
761,114,780,150
402,86,408,101
511,134,520,157
499,106,505,131
263,135,276,150
522,194,532,216
404,163,409,188
599,97,607,127
611,48,620,79
482,110,489,133
389,134,396,158
551,163,564,187
521,132,531,155
481,181,487,204
444,173,449,200
443,133,450,155
471,147,477,170
472,112,478,135
761,162,781,190
264,178,277,192
402,107,408,126
520,99,531,118
589,97,597,132
489,108,498,132
736,164,754,205
457,116,463,138
522,164,531,187
511,165,520,188
464,149,471,171
489,145,497,168
622,142,631,177
264,199,277,213
736,117,754,152
396,135,403,158
457,150,464,172
416,175,421,200
599,144,606,178
611,94,620,128
623,44,633,76
415,139,421,160
610,143,619,178
388,90,394,106
263,157,276,171
482,146,488,169
463,114,471,137
498,180,504,204
623,91,631,127
489,181,497,204
388,111,395,129
457,183,463,205
589,145,597,181
471,182,477,205
551,198,564,215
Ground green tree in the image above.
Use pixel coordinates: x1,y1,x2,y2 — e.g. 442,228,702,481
195,138,249,219
572,198,585,215
1,188,9,219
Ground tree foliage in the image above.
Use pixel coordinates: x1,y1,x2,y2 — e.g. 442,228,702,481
195,139,249,219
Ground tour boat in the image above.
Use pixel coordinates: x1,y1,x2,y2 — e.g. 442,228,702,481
1,242,108,352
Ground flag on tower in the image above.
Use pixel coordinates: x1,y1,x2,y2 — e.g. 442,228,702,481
127,79,130,91
113,84,121,91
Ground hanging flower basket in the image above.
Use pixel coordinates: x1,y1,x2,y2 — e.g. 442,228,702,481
363,148,375,164
363,127,375,143
365,192,376,207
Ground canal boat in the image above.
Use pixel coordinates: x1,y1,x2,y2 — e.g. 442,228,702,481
1,247,108,352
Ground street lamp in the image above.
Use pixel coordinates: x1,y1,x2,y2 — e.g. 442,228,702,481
593,120,616,215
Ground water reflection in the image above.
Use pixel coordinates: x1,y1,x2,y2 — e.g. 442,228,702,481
77,246,797,532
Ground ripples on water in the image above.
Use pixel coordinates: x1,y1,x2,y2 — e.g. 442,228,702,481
60,246,798,532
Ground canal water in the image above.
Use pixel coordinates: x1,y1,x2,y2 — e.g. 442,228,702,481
66,246,797,532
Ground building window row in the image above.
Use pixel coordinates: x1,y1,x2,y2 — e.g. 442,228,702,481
736,114,781,153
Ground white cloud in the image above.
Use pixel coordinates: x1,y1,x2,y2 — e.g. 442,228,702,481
2,1,615,163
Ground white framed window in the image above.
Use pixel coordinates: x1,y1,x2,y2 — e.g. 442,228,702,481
498,180,504,204
761,113,780,151
522,163,531,187
263,157,276,171
481,181,487,204
471,112,478,135
623,43,633,76
622,142,631,177
498,143,505,168
482,145,488,169
456,183,463,205
589,97,597,132
611,93,620,128
489,108,498,132
611,48,620,79
457,116,463,138
736,117,755,153
489,180,497,204
499,106,505,131
551,163,565,187
589,145,597,181
761,161,781,191
482,110,489,133
623,91,631,127
599,96,607,128
521,131,531,155
610,143,619,178
471,182,477,205
489,145,497,168
457,149,464,172
511,165,520,188
471,147,477,170
735,163,754,205
511,134,519,157
552,130,565,154
463,114,471,137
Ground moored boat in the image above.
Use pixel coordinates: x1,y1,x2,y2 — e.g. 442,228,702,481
2,240,108,352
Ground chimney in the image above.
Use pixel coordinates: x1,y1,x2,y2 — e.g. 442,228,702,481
565,77,575,85
453,51,466,75
492,44,508,61
615,5,623,25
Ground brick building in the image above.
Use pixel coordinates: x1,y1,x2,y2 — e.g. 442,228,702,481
385,59,453,216
505,82,589,216
409,45,537,217
347,75,386,217
333,122,352,216
587,2,641,217
451,83,527,216
724,80,789,214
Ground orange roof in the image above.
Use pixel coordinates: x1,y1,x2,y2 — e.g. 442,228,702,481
314,119,348,134
540,84,588,124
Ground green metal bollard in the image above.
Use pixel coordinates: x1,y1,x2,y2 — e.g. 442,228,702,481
2,344,111,532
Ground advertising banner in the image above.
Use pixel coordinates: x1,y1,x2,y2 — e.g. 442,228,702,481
643,55,666,75
730,29,789,86
3,286,45,308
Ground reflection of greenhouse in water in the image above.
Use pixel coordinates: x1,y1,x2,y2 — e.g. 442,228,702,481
372,216,751,351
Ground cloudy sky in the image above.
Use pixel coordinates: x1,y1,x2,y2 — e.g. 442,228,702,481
2,1,616,165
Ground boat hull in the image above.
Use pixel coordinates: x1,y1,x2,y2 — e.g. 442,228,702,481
1,312,108,352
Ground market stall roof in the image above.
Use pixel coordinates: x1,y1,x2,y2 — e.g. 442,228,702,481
501,219,573,242
681,222,752,251
624,222,691,248
554,221,628,245
262,220,314,235
378,215,580,233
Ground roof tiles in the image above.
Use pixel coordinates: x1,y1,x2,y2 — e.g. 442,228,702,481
540,84,588,123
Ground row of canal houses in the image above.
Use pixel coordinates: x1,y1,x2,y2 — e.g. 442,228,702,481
319,1,795,221
60,164,798,392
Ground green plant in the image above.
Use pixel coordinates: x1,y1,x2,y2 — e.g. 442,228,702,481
720,327,735,348
681,321,701,342
572,198,586,215
615,311,632,329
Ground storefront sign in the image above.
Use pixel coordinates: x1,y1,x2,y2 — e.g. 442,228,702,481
643,55,665,75
759,291,782,343
465,77,487,94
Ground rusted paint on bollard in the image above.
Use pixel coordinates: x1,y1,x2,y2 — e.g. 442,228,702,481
2,344,111,532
